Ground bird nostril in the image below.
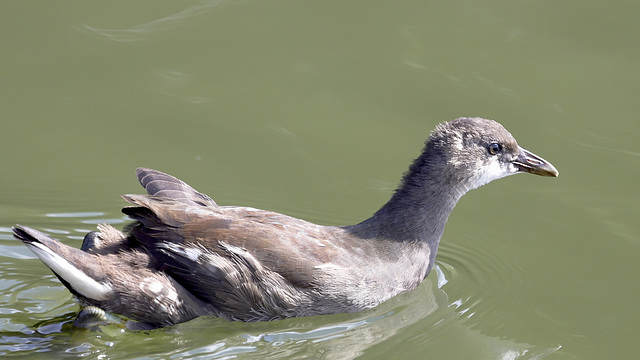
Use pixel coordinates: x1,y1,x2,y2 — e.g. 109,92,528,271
524,156,545,165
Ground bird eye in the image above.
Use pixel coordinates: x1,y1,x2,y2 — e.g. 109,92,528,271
488,143,502,155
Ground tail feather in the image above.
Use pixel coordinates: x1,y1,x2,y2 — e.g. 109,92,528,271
12,225,112,301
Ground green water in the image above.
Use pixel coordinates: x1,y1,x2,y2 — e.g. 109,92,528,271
1,1,639,359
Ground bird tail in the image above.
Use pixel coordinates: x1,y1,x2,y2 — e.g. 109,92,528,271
12,225,112,302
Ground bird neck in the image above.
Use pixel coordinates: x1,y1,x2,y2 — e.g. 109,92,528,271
347,143,467,247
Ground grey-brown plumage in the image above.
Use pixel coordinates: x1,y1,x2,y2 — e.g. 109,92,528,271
13,117,558,328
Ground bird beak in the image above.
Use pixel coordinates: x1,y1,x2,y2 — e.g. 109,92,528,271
513,146,559,177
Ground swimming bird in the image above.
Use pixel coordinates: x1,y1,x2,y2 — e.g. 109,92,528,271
13,117,558,329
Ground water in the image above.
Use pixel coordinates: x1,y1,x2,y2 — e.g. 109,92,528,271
1,0,639,358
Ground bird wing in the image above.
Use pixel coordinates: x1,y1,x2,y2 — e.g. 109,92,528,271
136,167,217,207
121,192,337,287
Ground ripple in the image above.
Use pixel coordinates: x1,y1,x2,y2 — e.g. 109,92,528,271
46,212,106,218
80,1,226,43
436,234,529,326
0,245,34,260
81,218,127,225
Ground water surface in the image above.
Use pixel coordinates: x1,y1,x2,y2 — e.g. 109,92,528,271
1,1,639,359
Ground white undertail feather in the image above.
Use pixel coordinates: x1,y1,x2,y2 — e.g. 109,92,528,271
26,242,112,301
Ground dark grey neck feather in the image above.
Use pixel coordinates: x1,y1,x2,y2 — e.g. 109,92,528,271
346,140,464,262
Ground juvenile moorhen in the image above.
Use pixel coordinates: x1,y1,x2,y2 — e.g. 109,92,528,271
13,117,558,329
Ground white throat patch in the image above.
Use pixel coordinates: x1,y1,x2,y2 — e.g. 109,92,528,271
466,157,515,191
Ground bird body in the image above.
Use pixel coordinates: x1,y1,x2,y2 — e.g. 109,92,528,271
13,117,558,328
